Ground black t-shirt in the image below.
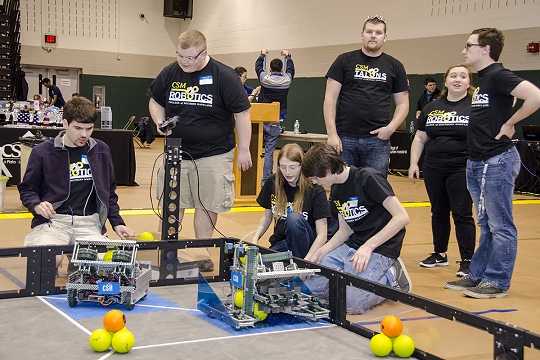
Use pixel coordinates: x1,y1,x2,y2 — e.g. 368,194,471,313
326,50,409,136
55,144,97,216
147,58,250,159
330,166,405,259
417,96,471,172
256,174,330,245
467,63,523,161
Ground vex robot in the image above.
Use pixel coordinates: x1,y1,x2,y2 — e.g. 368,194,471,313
198,242,330,329
66,238,152,310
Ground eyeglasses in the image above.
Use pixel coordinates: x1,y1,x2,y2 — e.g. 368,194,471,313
176,49,206,62
365,15,386,24
464,43,482,50
279,164,301,172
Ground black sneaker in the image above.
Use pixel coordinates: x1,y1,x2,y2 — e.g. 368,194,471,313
462,281,508,299
389,257,412,292
456,259,471,277
444,275,478,290
419,253,448,268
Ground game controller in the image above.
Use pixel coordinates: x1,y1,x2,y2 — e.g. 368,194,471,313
159,116,180,132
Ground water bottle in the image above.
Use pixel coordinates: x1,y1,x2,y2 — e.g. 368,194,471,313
294,119,300,134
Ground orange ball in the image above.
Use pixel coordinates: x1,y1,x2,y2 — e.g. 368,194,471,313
380,315,403,338
103,310,126,333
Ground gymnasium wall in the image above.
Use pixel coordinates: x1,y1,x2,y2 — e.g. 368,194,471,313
18,0,540,133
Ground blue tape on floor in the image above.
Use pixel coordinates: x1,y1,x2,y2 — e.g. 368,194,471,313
43,292,186,320
194,310,332,335
355,308,518,326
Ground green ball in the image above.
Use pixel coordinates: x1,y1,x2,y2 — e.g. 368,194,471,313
393,334,415,358
370,333,392,357
89,328,112,352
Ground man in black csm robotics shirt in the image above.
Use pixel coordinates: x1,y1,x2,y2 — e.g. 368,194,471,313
324,15,409,178
445,28,540,299
301,143,412,314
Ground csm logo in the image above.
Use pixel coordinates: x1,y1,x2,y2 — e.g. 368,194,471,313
1,142,21,158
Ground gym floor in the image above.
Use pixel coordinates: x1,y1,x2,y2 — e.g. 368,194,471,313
1,138,539,359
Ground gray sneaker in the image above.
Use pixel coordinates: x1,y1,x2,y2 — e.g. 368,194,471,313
445,275,478,290
462,281,508,299
389,257,412,292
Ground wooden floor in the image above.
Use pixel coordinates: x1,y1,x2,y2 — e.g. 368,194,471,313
1,137,540,359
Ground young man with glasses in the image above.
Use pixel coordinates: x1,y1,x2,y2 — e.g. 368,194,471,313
324,15,409,178
148,30,253,245
445,28,540,298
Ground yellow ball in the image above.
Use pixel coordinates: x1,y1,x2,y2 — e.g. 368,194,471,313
89,328,112,352
103,250,114,262
370,333,393,357
139,232,155,241
393,334,415,358
111,329,135,354
253,302,268,321
234,289,243,308
239,245,248,264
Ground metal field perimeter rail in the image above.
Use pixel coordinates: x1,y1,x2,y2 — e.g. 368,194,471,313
1,238,539,360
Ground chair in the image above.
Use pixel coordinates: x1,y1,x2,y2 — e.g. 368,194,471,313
123,115,144,148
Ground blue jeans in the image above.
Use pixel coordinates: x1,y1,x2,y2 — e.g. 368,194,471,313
303,244,394,314
340,135,391,178
466,147,521,290
262,122,281,184
270,212,315,258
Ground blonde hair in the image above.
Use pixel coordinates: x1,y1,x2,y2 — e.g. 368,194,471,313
178,30,206,50
439,63,475,98
274,143,312,218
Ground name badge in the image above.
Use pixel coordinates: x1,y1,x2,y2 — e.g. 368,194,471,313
349,197,358,207
199,75,213,85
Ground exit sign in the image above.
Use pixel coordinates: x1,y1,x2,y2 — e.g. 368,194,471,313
42,33,58,50
44,34,57,44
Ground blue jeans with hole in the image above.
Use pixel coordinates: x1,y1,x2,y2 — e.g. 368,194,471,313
262,122,281,184
340,135,391,178
466,147,521,290
269,212,315,258
303,244,394,314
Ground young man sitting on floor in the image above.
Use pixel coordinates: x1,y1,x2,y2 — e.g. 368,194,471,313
301,143,412,314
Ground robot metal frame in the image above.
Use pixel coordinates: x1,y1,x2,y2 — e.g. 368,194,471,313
198,241,330,329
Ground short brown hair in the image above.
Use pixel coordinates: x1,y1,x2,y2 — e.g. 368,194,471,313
302,143,346,178
178,30,206,50
63,96,97,125
472,28,504,62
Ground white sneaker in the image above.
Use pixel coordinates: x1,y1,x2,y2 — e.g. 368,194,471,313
389,257,412,292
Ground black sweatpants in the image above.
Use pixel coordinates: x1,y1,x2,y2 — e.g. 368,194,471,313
422,168,476,260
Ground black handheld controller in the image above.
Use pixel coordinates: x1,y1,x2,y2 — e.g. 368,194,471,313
159,116,180,132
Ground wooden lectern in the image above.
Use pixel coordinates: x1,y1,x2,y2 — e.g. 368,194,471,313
233,102,280,206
